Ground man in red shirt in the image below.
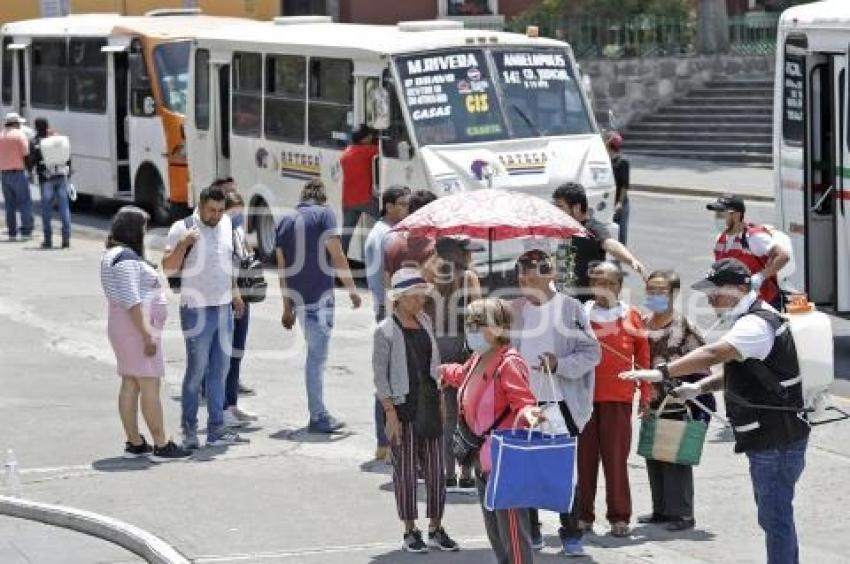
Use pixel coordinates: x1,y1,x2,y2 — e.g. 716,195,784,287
340,125,379,253
0,112,34,241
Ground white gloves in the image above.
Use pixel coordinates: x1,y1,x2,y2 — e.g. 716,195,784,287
672,382,702,401
619,369,663,382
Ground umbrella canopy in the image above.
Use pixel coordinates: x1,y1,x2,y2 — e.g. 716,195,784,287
392,189,588,241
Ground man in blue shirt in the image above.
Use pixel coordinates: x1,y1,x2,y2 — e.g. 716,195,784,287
363,185,410,461
275,179,362,433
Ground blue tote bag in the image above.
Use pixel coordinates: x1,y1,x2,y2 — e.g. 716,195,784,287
484,428,577,513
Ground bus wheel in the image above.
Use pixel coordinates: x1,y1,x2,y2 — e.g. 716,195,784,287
135,167,171,225
252,199,276,263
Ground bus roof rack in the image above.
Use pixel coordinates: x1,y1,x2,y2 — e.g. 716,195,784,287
144,8,203,17
397,20,464,32
273,16,333,25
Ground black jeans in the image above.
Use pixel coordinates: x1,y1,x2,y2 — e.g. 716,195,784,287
646,458,694,519
224,303,251,409
529,400,583,541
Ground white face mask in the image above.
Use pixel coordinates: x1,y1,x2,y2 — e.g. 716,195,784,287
466,331,490,353
715,217,728,233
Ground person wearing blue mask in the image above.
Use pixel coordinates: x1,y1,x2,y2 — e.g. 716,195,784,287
639,270,716,532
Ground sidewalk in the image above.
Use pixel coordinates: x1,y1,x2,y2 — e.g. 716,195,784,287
629,155,775,202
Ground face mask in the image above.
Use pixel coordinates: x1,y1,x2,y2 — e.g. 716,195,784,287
466,331,490,354
230,212,244,229
715,217,728,233
644,295,670,313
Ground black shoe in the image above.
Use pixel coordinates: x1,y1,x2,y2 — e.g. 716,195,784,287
123,436,153,459
307,414,346,434
40,241,52,249
637,513,669,524
150,441,192,462
61,239,70,249
445,476,458,490
458,476,476,490
666,517,696,532
428,527,459,552
402,529,428,553
238,383,256,396
531,529,544,551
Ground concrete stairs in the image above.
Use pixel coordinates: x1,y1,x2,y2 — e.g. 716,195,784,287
623,78,774,166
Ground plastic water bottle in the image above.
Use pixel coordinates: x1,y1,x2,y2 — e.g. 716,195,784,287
3,449,22,498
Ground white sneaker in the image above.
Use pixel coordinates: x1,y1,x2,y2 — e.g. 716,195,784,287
232,406,258,422
223,409,248,429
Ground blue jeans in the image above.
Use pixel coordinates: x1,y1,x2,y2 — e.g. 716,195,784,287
613,197,630,245
224,303,251,409
2,170,34,237
296,297,334,421
40,176,71,244
746,438,808,564
180,305,233,440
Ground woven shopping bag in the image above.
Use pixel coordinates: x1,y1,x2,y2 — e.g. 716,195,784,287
638,395,708,466
484,423,577,513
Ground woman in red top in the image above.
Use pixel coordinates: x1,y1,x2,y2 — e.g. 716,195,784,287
579,262,651,537
442,298,543,564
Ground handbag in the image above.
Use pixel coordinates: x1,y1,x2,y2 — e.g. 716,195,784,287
484,415,578,513
638,395,708,466
233,228,268,303
450,362,509,466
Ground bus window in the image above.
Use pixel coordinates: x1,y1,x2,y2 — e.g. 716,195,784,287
308,57,352,148
265,54,306,143
129,41,155,117
194,48,210,131
381,78,411,159
31,39,67,110
232,51,262,138
68,38,107,113
154,41,190,115
1,37,12,105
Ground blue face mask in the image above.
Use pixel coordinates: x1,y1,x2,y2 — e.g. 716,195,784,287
644,295,670,313
230,212,244,229
466,331,490,353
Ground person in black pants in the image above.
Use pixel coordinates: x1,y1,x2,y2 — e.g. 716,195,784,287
606,131,630,245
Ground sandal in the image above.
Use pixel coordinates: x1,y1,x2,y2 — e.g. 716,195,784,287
610,522,631,538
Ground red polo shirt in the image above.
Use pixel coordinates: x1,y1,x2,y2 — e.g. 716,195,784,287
340,143,378,208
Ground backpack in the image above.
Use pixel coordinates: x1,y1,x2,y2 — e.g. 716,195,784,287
167,216,196,292
39,135,71,177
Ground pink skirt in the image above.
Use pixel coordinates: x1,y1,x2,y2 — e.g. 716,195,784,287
107,300,167,378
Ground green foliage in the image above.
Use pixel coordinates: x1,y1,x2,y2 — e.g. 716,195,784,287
532,0,690,18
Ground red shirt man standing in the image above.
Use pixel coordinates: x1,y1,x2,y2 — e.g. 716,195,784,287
340,125,379,253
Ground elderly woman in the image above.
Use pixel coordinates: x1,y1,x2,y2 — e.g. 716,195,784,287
441,298,544,564
373,268,459,554
639,269,715,532
100,206,189,461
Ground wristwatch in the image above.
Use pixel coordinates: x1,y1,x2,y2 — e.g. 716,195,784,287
657,362,671,380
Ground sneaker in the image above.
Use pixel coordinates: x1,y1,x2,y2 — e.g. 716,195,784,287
530,529,545,551
18,234,32,241
427,527,459,552
61,239,70,249
666,517,696,532
207,429,250,447
458,476,476,490
307,414,346,434
637,513,669,524
445,476,459,491
182,431,200,451
40,241,52,249
238,383,256,396
223,408,248,429
402,529,428,553
233,406,258,422
150,441,192,462
123,436,153,459
561,537,586,557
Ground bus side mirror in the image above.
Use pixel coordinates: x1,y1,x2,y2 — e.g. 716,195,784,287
367,85,391,131
397,140,413,162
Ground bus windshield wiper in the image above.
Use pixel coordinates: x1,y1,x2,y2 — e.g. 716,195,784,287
511,103,542,136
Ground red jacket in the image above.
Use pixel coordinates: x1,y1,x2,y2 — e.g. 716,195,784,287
589,306,651,405
714,224,779,304
441,345,536,473
340,143,378,208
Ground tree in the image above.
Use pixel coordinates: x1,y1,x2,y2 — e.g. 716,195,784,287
697,0,729,54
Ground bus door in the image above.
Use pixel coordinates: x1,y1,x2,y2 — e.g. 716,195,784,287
185,48,229,205
805,52,836,306
104,44,131,194
837,50,850,313
3,40,29,116
374,73,416,194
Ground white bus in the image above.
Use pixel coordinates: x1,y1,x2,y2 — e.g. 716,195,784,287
774,0,850,313
185,17,615,261
0,10,246,223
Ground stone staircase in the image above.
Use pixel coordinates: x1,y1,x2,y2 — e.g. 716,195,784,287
623,77,774,166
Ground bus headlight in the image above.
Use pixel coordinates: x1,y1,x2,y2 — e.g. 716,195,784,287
590,166,612,186
435,176,463,194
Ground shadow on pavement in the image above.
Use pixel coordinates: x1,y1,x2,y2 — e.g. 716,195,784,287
269,427,353,443
586,524,716,549
370,547,496,563
91,456,154,473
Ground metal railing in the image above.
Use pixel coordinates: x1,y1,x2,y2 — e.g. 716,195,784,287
506,13,781,59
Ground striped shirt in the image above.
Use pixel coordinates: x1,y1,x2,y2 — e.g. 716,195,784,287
100,246,166,310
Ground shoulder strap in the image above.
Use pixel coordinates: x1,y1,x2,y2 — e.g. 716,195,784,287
110,246,142,267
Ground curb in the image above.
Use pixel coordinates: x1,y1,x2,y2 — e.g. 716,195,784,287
0,496,189,564
631,183,775,203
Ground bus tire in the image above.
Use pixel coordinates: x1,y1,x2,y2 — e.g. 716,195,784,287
135,165,171,225
251,198,276,263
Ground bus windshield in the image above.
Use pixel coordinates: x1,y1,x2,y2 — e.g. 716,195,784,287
393,46,592,146
492,48,592,137
153,40,191,114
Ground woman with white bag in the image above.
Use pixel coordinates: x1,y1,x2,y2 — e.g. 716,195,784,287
510,249,601,557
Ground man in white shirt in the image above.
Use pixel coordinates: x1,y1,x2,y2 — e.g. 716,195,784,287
163,184,247,449
621,259,809,564
510,249,600,557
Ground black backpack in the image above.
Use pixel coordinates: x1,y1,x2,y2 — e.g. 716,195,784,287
167,216,196,292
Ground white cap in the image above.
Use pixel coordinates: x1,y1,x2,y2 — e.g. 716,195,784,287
4,112,25,125
389,268,431,301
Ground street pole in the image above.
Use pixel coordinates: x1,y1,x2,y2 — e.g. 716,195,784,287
697,0,730,54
